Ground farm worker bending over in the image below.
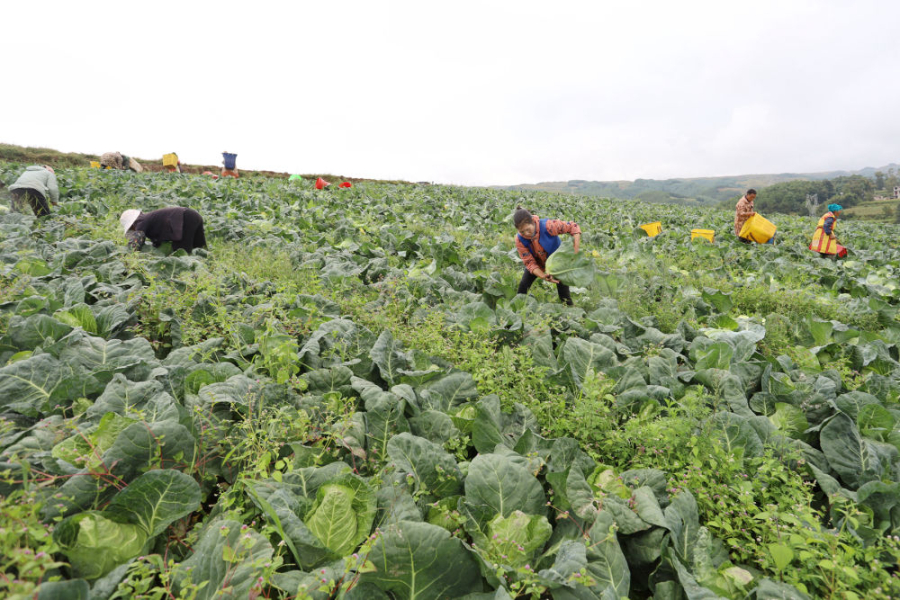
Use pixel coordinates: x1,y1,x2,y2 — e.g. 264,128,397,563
810,204,844,257
100,151,143,172
120,207,207,254
514,206,581,306
733,189,757,244
8,165,59,217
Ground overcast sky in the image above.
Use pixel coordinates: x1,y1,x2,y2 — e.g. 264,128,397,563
3,1,898,186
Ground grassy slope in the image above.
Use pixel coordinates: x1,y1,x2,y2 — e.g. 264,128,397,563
843,197,899,221
0,142,410,184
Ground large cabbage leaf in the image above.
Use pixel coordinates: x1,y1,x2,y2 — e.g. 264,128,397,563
464,452,547,524
104,469,201,537
546,241,596,287
173,519,274,600
362,520,482,600
54,512,146,580
54,469,200,579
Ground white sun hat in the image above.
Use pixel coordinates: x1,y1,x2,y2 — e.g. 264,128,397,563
120,209,142,233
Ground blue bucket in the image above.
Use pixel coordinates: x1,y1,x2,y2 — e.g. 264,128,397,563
222,152,237,170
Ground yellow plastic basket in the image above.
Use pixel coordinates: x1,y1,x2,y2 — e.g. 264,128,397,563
640,221,662,237
162,153,179,167
691,229,715,243
90,161,101,168
739,214,777,244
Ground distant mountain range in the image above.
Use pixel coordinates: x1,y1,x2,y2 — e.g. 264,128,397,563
497,163,900,206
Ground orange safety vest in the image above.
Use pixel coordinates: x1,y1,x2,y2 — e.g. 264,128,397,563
809,211,838,254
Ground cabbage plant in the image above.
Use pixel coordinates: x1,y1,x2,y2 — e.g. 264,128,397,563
546,240,596,287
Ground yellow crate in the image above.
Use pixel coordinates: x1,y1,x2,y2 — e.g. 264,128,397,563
162,153,179,167
90,161,101,168
691,229,715,243
640,221,662,237
739,214,777,244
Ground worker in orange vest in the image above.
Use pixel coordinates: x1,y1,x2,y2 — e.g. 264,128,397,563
809,204,846,258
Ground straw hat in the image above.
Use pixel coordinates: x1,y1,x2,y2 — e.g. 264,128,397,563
120,209,142,233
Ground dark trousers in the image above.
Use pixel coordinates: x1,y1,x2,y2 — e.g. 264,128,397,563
171,208,207,253
518,270,573,305
11,189,51,217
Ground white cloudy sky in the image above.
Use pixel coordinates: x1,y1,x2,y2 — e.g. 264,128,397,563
2,1,898,185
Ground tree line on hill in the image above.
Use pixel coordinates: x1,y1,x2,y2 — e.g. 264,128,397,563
503,164,900,207
718,168,900,218
508,176,759,205
754,175,872,212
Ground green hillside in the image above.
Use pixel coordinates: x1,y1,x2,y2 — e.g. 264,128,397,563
501,163,900,206
844,197,900,222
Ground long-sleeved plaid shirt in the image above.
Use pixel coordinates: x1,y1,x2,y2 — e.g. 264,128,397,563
515,215,582,274
734,195,755,236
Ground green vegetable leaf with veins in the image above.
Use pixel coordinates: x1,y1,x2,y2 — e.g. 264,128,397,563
546,240,596,287
304,474,376,557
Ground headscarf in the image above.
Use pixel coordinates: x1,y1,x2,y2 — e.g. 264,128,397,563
827,204,843,213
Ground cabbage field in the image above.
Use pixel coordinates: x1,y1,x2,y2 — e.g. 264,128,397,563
1,165,900,600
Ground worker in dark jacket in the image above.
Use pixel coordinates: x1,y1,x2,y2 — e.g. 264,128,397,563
120,207,207,254
8,166,59,217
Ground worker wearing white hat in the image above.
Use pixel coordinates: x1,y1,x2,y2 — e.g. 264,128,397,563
120,207,207,254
